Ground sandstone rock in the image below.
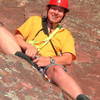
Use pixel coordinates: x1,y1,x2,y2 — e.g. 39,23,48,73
0,0,100,100
0,53,66,100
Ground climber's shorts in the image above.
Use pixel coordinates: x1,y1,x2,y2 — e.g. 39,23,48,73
38,64,67,82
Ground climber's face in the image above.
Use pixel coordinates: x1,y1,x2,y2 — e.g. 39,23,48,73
47,6,65,24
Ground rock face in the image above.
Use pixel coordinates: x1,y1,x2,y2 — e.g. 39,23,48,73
0,0,100,100
0,54,65,100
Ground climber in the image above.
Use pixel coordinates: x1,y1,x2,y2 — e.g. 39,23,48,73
0,0,90,100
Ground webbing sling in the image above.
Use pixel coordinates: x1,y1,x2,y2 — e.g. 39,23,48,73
28,25,62,51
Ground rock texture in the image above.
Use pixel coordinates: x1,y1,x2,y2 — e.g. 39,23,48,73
0,54,66,100
0,0,100,100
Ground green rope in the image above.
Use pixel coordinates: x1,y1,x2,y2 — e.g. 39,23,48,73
28,25,62,51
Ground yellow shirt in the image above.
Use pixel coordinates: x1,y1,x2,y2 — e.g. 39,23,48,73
17,16,76,59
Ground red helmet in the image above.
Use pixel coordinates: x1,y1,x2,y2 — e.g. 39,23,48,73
48,0,68,9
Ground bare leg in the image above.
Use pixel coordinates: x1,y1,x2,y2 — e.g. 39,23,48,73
0,26,21,54
47,65,83,99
